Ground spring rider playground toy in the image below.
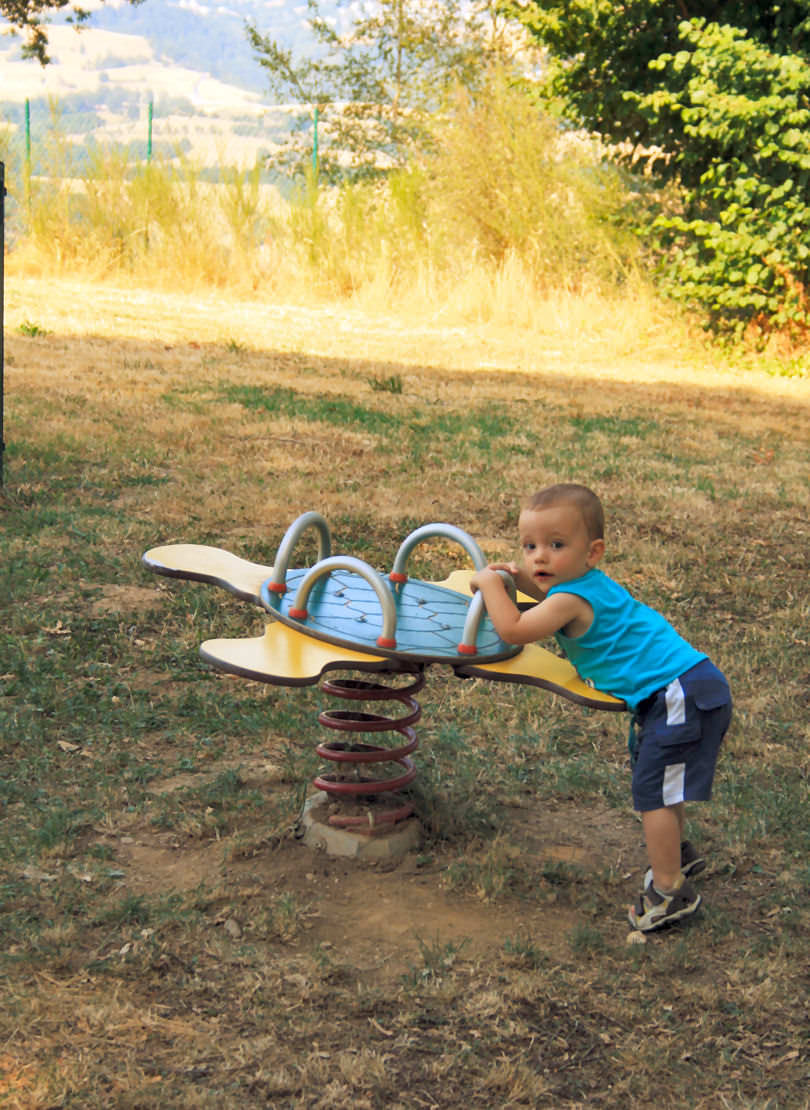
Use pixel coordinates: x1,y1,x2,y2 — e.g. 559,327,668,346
143,513,624,858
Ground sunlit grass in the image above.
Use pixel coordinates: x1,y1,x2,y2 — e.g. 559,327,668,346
1,210,809,1107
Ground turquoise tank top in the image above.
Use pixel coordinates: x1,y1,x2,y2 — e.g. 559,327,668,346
548,569,705,709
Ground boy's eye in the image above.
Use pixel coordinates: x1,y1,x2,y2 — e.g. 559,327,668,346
551,541,564,550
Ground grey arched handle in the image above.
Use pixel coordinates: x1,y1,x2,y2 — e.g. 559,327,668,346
288,555,398,648
458,570,516,655
266,511,332,594
390,523,488,582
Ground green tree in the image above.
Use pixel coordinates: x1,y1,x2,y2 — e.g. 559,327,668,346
517,0,810,333
515,1,810,148
247,0,538,179
1,0,144,64
636,21,810,332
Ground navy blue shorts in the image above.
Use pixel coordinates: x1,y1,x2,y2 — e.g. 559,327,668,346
630,659,732,812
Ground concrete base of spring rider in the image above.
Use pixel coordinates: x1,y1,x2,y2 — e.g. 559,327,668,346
296,792,422,860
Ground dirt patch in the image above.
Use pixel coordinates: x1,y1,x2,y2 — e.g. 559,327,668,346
103,791,643,981
87,583,163,616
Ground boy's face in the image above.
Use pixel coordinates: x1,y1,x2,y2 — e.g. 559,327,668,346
518,504,604,595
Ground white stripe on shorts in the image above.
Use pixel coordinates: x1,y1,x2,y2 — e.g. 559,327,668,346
665,677,686,725
663,762,686,806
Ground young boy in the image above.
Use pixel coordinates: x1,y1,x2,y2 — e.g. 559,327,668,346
469,483,732,933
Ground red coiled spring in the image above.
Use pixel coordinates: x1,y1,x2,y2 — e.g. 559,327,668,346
313,669,424,832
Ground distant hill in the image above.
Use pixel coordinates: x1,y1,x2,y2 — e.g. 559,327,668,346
1,0,334,98
80,0,317,95
0,0,340,169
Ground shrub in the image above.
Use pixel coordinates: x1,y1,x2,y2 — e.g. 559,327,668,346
633,20,810,337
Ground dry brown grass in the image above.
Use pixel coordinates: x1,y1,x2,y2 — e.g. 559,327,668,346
6,270,805,395
2,274,809,1109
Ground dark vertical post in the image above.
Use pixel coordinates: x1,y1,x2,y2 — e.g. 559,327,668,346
1,160,5,486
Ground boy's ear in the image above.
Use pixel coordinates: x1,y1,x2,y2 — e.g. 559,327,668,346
587,538,606,567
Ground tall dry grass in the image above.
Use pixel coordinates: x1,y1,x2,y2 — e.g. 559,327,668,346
2,76,693,358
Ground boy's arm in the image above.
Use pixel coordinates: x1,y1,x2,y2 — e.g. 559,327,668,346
469,567,585,645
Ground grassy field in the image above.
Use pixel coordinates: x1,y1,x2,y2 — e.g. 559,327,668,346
1,274,809,1108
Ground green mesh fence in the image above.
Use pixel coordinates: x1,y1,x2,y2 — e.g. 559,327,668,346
0,94,304,174
0,94,311,245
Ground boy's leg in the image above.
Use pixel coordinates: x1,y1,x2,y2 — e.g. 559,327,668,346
631,802,700,931
629,662,730,931
642,803,684,891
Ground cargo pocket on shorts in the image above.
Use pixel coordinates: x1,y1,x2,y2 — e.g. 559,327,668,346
692,677,732,737
691,677,731,713
659,675,730,746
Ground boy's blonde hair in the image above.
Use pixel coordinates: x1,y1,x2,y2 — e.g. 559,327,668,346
525,483,605,542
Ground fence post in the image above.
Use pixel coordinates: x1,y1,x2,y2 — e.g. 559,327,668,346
312,106,319,174
24,98,31,214
1,160,5,486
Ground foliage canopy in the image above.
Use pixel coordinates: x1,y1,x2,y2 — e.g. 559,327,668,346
247,0,539,180
518,0,810,334
516,1,810,148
